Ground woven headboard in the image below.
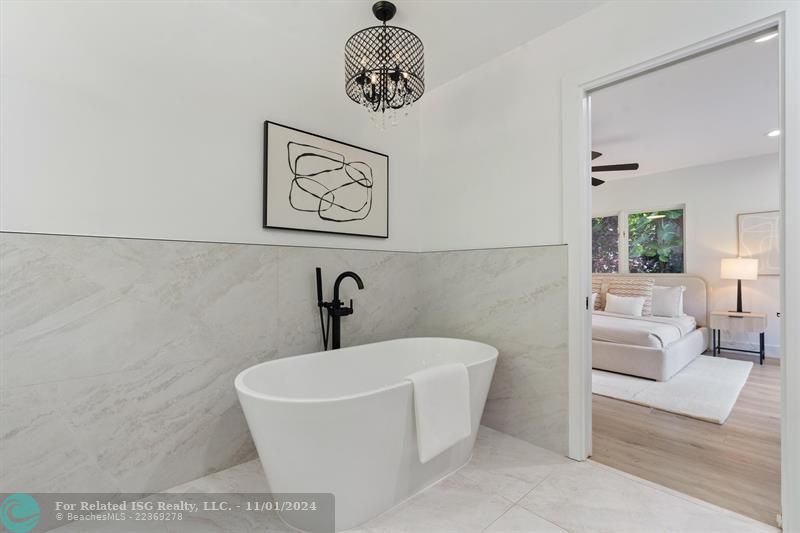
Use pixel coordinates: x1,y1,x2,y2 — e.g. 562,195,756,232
592,274,709,326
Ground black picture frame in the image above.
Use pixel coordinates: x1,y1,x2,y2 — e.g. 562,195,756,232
263,121,389,239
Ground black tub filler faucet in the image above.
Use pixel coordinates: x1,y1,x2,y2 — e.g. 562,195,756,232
316,267,365,350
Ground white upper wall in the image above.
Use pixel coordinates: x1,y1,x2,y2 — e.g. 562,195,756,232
593,154,782,354
2,1,797,253
0,1,422,250
0,0,602,252
417,0,797,251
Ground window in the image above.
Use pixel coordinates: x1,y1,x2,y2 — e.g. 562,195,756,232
628,209,684,273
592,208,685,274
592,215,619,273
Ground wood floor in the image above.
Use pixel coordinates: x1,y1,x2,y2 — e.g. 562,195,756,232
591,353,781,527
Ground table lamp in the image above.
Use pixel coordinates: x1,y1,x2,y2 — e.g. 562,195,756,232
720,257,758,313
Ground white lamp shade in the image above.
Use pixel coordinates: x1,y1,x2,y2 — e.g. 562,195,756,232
720,257,759,280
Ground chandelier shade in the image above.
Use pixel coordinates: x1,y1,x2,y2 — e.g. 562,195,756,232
344,1,424,124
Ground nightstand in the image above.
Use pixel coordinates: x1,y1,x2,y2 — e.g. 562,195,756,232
709,311,767,364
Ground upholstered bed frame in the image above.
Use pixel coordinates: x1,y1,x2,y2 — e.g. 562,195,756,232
592,274,710,381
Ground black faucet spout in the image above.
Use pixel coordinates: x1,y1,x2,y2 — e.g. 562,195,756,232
333,271,365,302
317,269,365,351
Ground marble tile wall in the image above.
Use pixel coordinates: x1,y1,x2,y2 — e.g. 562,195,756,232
0,233,418,494
415,246,569,454
0,232,568,493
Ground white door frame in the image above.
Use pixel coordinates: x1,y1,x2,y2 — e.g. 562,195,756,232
562,11,799,530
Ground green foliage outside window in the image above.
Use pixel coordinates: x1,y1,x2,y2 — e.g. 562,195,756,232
592,215,619,273
628,209,684,273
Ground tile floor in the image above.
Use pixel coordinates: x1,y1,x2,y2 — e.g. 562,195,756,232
52,426,778,533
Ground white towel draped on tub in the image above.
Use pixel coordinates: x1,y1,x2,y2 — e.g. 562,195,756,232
405,363,472,463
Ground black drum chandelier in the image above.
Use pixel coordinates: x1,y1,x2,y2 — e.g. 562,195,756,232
344,1,424,126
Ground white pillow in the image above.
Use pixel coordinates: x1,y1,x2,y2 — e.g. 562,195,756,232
604,293,645,317
591,293,598,311
652,285,684,317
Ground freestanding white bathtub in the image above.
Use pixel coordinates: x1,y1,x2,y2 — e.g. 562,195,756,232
235,337,498,532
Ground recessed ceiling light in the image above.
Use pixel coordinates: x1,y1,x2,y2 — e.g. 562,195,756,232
767,129,781,137
754,32,779,43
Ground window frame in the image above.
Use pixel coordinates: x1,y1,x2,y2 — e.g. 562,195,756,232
592,204,686,274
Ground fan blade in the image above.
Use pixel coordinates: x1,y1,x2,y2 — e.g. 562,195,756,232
591,177,605,186
591,151,602,160
592,163,639,172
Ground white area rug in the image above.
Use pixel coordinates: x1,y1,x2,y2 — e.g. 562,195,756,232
592,356,753,424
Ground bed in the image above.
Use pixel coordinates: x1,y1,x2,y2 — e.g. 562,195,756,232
592,274,710,381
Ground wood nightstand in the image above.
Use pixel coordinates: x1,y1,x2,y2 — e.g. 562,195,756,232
709,311,767,364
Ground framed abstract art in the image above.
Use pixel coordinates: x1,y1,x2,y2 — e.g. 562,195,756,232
263,121,389,238
737,210,780,276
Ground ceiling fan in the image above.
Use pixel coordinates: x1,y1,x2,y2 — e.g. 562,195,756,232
591,151,640,186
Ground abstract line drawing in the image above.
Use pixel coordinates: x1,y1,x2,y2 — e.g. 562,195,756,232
264,121,388,238
287,142,374,223
738,211,780,276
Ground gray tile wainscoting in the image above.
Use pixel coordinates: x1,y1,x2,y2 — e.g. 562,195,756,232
415,246,569,454
0,232,568,493
1,234,280,493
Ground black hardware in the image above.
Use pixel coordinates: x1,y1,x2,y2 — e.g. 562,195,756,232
315,268,365,350
372,1,396,22
315,268,332,350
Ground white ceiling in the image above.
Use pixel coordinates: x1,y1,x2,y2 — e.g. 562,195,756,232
399,0,604,88
590,33,780,182
230,0,603,90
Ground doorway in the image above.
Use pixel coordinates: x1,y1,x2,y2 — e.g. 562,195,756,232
562,14,798,531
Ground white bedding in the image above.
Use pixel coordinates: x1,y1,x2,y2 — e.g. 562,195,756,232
592,311,697,348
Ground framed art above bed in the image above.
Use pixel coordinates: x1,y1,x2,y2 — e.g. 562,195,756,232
737,210,780,276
